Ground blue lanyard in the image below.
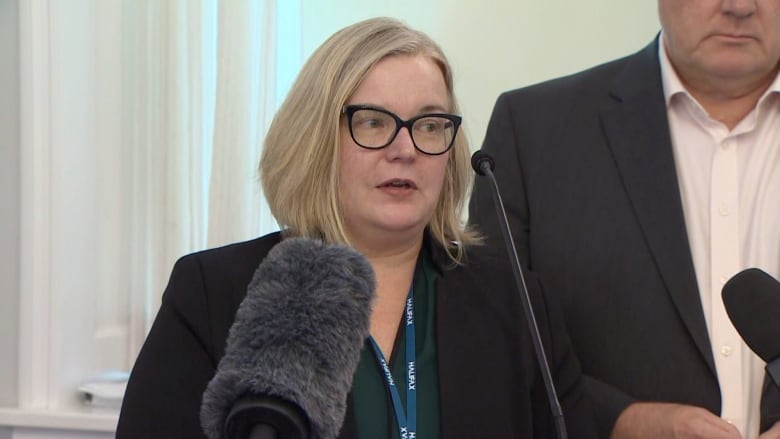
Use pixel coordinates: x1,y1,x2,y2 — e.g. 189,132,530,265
368,286,417,439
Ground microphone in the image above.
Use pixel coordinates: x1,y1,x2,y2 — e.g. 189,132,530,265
722,268,780,389
471,150,495,177
200,237,376,439
470,150,567,439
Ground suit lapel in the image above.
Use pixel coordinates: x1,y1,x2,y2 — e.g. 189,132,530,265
600,39,716,377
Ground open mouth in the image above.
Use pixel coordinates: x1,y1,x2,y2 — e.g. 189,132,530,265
379,179,417,189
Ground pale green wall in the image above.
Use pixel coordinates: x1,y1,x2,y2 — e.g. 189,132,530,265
0,0,19,407
302,1,660,147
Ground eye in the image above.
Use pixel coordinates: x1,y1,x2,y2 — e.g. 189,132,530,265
361,118,385,129
416,117,447,133
353,109,392,130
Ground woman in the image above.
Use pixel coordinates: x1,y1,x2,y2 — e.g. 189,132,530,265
117,17,596,439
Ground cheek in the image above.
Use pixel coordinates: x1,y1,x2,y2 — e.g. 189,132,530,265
339,151,368,187
338,134,361,178
338,147,375,209
769,24,780,57
425,157,450,197
660,2,703,45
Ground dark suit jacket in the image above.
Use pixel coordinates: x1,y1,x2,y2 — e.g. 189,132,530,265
116,232,597,438
469,37,780,437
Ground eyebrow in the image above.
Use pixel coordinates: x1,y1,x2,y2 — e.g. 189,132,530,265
348,103,451,114
419,104,450,113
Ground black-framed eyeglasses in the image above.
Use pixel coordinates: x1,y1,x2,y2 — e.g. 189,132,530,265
342,105,462,156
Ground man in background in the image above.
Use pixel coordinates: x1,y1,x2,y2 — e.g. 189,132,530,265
469,0,780,437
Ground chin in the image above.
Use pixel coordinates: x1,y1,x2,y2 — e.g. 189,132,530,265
373,216,428,235
700,53,764,76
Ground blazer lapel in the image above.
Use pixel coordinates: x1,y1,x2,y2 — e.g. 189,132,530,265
599,39,716,377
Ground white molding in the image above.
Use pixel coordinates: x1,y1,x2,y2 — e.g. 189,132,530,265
17,0,52,409
0,408,117,433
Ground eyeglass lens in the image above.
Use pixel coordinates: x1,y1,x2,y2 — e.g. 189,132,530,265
350,108,456,155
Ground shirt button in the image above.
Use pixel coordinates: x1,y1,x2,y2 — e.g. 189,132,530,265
720,345,732,357
718,204,730,216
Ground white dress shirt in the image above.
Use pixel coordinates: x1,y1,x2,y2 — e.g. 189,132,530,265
659,35,780,437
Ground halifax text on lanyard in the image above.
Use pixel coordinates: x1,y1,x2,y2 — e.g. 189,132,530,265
367,285,417,439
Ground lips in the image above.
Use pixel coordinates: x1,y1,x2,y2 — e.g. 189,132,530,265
711,31,757,40
378,178,417,189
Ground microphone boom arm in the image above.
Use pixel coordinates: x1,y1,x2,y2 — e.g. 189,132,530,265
479,160,568,439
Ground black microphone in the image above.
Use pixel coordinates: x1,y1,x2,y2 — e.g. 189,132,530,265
470,150,567,439
722,268,780,389
200,237,376,439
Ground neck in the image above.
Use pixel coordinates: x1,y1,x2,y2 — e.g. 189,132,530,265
356,234,423,359
683,67,778,130
364,235,421,317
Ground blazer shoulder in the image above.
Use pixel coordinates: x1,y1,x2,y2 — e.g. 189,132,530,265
172,231,281,304
442,244,544,312
163,232,283,358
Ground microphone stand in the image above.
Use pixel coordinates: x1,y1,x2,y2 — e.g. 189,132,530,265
474,153,568,439
225,395,309,439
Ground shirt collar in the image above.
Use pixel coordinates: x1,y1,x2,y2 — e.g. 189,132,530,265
658,32,688,108
758,66,780,108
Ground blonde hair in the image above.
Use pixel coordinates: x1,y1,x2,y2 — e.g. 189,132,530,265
260,17,478,263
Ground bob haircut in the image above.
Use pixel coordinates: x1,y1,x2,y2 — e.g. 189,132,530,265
260,17,478,264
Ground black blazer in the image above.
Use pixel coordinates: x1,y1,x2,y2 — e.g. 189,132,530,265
469,37,780,437
116,232,597,438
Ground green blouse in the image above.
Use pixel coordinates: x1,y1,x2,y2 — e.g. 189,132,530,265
351,247,441,439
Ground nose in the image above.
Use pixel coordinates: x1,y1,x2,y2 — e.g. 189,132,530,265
385,126,417,161
721,0,756,18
